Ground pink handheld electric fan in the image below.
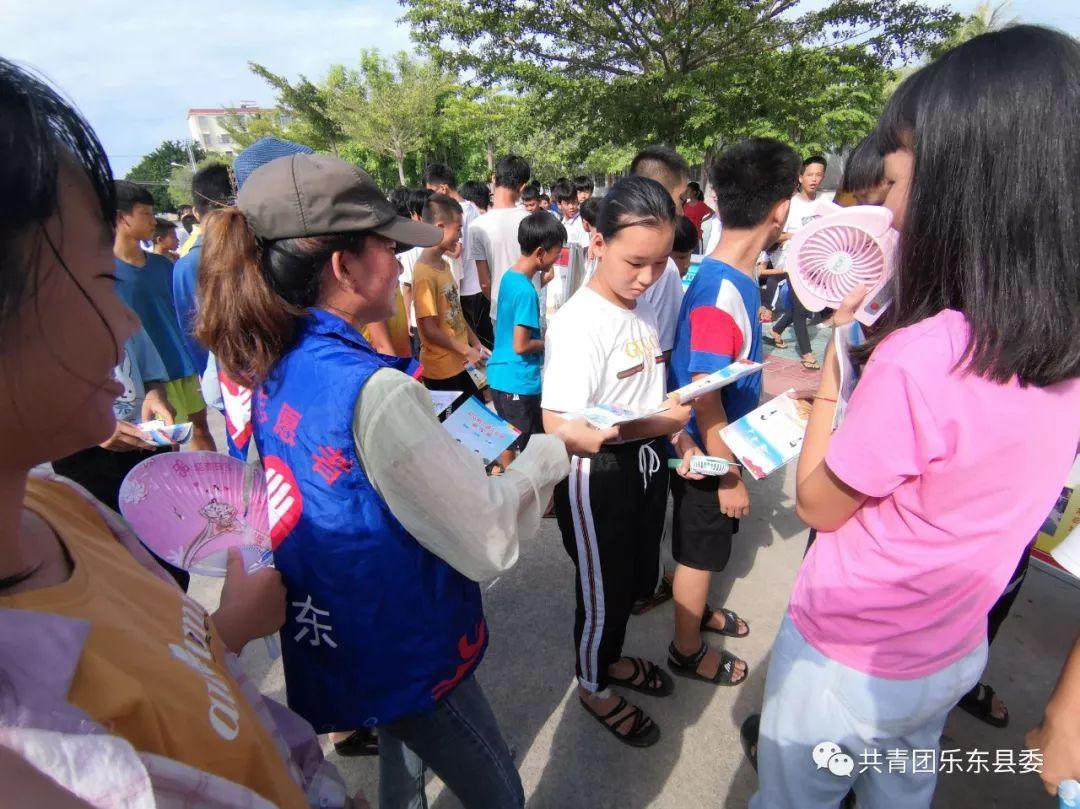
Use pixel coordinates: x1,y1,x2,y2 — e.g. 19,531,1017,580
786,203,899,326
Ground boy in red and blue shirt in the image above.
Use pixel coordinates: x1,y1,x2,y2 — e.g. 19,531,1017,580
665,138,802,686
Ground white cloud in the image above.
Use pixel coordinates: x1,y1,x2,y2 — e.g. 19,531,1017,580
0,0,414,174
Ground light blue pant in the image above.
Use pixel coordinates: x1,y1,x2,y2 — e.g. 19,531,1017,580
378,674,523,809
750,614,988,809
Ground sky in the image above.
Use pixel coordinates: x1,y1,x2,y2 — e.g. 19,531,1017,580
1,0,1077,178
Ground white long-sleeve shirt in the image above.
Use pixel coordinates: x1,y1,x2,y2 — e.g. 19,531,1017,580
352,369,569,581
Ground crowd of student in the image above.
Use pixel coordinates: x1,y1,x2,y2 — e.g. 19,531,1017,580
2,22,1080,809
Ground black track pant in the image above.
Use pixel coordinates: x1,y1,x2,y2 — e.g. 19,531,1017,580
553,438,669,692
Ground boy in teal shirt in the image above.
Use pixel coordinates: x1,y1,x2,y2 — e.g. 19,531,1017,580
488,212,566,458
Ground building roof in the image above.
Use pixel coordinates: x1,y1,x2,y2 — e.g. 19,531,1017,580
187,107,273,116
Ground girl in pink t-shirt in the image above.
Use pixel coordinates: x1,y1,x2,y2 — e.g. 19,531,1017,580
752,26,1080,809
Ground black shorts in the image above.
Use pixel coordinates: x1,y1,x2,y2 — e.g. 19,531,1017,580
670,473,739,572
490,389,543,451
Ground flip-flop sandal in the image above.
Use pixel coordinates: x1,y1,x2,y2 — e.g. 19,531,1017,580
667,641,748,686
579,695,661,748
631,575,673,615
740,714,760,770
764,333,788,349
332,728,379,757
958,682,1009,728
801,358,822,370
607,656,675,697
701,605,750,638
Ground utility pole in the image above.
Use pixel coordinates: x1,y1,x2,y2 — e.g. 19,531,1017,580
185,139,197,170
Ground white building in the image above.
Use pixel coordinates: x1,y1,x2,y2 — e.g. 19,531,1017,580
186,104,291,157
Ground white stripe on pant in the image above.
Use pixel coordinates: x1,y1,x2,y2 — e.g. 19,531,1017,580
569,455,605,692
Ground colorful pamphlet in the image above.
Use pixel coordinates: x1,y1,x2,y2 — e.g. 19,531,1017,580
1042,454,1080,578
442,396,521,464
719,390,808,479
668,360,764,404
833,323,864,429
429,390,460,418
561,403,662,430
137,420,193,446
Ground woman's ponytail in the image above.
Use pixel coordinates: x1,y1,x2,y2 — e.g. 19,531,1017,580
195,208,304,388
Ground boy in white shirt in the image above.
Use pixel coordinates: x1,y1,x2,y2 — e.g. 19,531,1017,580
542,176,694,749
469,155,531,327
630,145,690,360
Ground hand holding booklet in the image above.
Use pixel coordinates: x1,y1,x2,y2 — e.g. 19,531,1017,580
719,390,808,480
562,360,764,429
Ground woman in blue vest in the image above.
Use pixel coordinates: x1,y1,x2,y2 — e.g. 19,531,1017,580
195,153,613,809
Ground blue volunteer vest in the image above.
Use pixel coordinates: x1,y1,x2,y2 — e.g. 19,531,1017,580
254,308,487,731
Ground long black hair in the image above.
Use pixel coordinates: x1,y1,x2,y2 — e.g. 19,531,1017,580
871,25,1080,387
596,176,677,240
839,132,884,196
0,57,115,326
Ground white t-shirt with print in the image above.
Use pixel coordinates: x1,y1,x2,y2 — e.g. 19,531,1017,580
542,286,666,416
468,206,530,318
641,258,685,354
771,192,834,269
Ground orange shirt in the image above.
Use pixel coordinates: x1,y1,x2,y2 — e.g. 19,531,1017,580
2,479,306,809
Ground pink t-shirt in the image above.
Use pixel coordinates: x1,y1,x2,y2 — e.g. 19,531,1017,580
789,310,1080,679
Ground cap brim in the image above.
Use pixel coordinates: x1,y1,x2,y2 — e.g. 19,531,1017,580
373,216,443,248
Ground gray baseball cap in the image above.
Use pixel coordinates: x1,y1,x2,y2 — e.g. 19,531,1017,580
237,153,441,247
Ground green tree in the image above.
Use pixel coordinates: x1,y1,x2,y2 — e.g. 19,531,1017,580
126,140,205,212
241,62,346,153
166,156,234,211
402,0,959,156
329,51,450,185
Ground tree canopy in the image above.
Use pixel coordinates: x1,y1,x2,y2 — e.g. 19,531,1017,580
125,139,205,212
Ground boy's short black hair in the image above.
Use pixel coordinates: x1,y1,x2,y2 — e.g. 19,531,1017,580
422,192,463,224
708,138,801,229
629,145,690,190
540,193,550,203
191,162,233,218
153,217,175,241
803,154,828,171
672,215,698,253
115,180,154,213
408,187,433,219
181,213,197,233
839,133,884,195
518,211,567,254
579,196,601,227
573,175,594,193
423,162,456,189
551,180,575,204
389,185,411,217
460,180,491,210
494,154,531,190
521,185,540,202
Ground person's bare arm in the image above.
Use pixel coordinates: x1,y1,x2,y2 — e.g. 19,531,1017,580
1027,632,1080,795
418,316,481,366
476,259,492,299
364,320,396,355
513,324,544,355
0,747,94,809
691,381,752,518
612,394,693,442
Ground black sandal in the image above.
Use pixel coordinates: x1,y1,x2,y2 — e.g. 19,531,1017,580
740,714,760,770
631,575,673,615
668,641,748,686
332,727,379,757
701,605,750,638
579,694,661,748
957,682,1009,728
607,656,675,697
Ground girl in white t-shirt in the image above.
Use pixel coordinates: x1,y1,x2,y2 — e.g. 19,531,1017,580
542,177,694,748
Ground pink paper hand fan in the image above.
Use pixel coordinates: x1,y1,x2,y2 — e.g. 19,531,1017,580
119,451,272,577
786,203,899,326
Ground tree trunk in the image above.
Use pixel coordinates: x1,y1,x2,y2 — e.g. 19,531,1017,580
486,142,495,173
395,152,406,185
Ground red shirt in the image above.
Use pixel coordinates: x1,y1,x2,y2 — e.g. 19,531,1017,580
682,200,711,235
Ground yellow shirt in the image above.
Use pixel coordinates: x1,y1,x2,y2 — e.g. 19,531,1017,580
179,224,201,258
361,285,412,357
4,479,307,809
412,258,468,380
